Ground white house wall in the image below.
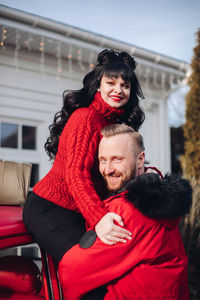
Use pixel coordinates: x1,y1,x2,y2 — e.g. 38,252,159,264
140,94,171,173
0,46,84,178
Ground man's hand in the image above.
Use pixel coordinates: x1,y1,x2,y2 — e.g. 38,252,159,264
95,212,132,245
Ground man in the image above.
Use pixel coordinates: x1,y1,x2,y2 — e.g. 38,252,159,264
58,124,192,300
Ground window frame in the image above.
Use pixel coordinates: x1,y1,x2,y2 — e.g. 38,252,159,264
0,120,37,151
0,118,41,192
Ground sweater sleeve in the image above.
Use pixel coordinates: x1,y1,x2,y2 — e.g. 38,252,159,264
58,198,145,300
59,108,108,227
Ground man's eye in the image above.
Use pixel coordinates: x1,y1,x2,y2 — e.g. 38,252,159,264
107,81,114,84
114,158,122,162
100,159,106,164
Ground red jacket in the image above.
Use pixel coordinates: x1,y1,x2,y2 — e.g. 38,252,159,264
33,92,124,227
58,174,192,299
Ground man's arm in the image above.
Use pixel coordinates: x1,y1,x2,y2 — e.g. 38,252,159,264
58,197,145,300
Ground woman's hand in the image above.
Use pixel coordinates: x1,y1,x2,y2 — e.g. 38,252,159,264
95,212,132,245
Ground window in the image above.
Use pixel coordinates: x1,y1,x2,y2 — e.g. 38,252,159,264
1,123,18,148
0,122,36,150
22,125,36,150
170,127,184,175
0,121,40,192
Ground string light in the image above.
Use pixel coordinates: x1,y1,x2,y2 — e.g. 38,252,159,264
89,51,95,70
1,26,7,48
0,26,113,81
40,38,45,52
77,49,85,71
56,42,62,80
40,37,45,74
23,33,33,51
67,45,73,74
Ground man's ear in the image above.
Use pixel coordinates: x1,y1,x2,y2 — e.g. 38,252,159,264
138,151,145,170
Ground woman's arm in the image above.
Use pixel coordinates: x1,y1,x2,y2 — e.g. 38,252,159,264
61,108,131,242
61,108,107,225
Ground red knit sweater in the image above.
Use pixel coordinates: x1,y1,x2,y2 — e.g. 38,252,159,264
33,92,125,227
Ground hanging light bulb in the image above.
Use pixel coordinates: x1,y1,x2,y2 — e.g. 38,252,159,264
40,39,45,51
67,45,73,74
40,37,45,74
23,33,33,51
89,50,95,70
56,42,62,80
77,48,85,71
1,26,7,48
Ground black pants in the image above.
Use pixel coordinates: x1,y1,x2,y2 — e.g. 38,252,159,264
23,192,86,262
23,192,107,299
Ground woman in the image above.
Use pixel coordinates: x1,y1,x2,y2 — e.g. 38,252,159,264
23,49,145,263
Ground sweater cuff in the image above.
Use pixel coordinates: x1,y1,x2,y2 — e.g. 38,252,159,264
86,207,108,230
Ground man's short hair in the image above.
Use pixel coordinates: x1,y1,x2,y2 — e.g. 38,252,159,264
101,124,145,152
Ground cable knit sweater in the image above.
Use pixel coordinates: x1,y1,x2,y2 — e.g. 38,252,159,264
33,92,125,227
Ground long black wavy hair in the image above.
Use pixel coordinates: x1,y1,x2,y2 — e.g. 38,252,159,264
45,49,145,159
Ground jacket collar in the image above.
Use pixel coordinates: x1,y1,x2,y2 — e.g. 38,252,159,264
104,173,192,230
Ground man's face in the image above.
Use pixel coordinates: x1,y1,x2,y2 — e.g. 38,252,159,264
98,134,145,192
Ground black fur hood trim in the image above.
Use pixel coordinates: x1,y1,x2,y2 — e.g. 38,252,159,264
123,173,192,219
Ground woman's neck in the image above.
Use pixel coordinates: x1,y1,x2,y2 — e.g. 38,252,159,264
90,92,125,121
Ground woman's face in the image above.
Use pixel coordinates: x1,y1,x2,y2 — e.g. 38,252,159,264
99,75,131,108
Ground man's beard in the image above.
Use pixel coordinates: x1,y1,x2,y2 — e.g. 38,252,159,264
105,168,137,193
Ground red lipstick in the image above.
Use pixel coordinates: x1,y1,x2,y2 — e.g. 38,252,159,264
110,96,123,102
